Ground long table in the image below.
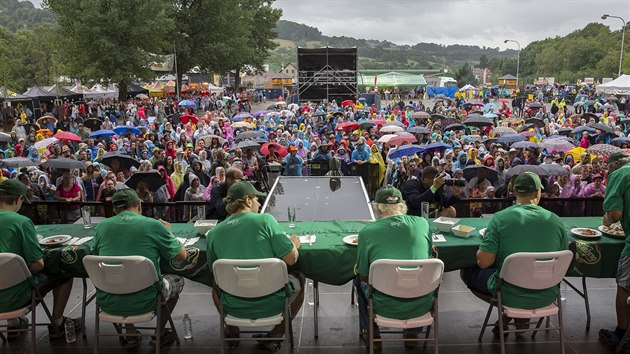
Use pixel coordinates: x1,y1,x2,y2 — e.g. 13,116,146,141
38,217,624,287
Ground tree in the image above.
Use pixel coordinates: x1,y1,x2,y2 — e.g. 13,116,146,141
454,63,478,87
478,54,488,69
45,0,174,99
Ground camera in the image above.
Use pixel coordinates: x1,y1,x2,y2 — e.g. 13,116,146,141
444,179,466,187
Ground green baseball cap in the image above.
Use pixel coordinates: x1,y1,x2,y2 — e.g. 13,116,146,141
514,172,542,193
111,188,140,209
0,179,29,203
607,150,630,166
374,185,403,204
227,181,266,200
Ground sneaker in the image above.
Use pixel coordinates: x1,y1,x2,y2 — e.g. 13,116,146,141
403,329,419,348
599,328,628,349
360,329,382,351
7,317,28,341
48,317,82,340
149,330,177,348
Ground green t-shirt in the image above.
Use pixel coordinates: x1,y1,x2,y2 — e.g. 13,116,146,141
603,165,630,257
92,211,182,316
207,212,294,319
0,210,43,312
480,204,568,309
356,214,434,320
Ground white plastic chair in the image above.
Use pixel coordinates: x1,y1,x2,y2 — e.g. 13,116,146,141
478,250,573,354
367,259,445,354
213,258,293,354
83,255,180,354
0,253,59,354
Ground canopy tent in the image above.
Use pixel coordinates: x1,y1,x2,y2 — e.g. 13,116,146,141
24,86,55,99
127,83,149,97
47,84,81,99
85,84,118,99
596,75,630,95
358,71,427,89
458,84,475,91
0,86,31,101
206,82,224,94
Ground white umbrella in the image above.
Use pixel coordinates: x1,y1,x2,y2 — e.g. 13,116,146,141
280,110,295,117
232,122,253,129
34,137,59,149
377,134,397,143
380,125,405,133
287,103,299,111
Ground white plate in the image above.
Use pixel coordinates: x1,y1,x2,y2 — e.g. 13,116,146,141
39,235,72,246
570,228,602,239
343,234,358,246
598,225,625,238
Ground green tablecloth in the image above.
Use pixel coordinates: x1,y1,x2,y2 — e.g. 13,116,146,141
38,217,624,287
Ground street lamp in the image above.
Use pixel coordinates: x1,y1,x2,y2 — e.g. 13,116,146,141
602,14,626,77
504,39,520,89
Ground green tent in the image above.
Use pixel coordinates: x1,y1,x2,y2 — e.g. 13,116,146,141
358,71,427,89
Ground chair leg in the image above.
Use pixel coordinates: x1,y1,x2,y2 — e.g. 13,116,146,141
155,304,161,354
434,312,439,354
31,303,36,354
557,295,566,354
368,298,374,354
313,281,319,339
351,285,355,305
478,302,494,341
617,328,630,353
0,331,6,343
582,277,591,331
219,308,225,354
94,304,100,354
164,303,180,345
285,305,291,354
532,318,544,338
82,278,88,338
497,303,506,354
424,325,432,349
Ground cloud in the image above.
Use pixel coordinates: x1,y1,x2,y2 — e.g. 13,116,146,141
273,0,629,48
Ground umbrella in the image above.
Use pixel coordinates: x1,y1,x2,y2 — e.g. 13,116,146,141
525,118,545,128
232,112,254,122
420,142,451,152
0,132,12,143
53,131,81,142
280,110,295,117
483,113,498,119
512,141,538,149
34,137,59,149
0,157,39,168
266,104,279,111
83,118,102,131
235,130,265,141
37,129,53,136
388,132,417,146
41,158,86,170
411,111,431,120
260,143,288,158
341,100,354,107
312,111,327,118
180,114,198,125
589,123,614,134
276,101,286,106
431,114,447,121
463,165,498,183
336,122,359,132
89,130,116,138
136,94,149,99
198,135,224,146
434,94,448,100
463,114,494,127
96,152,141,170
232,140,261,151
384,121,405,127
388,145,425,159
585,100,596,106
483,103,497,112
528,102,543,109
125,171,166,191
607,96,619,101
557,128,573,136
540,164,571,176
37,115,57,127
612,137,630,146
539,139,575,152
380,125,405,133
357,119,375,129
497,134,526,144
287,103,299,111
571,126,595,134
403,104,417,111
443,123,466,132
583,112,599,121
519,130,536,137
232,122,254,129
566,147,593,162
178,99,196,107
377,134,397,144
113,126,140,135
406,126,431,134
506,165,546,178
586,144,620,160
253,111,268,117
492,127,517,135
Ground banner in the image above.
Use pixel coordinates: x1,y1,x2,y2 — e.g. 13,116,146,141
150,54,175,72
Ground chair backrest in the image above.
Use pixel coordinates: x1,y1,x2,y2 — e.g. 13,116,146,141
368,259,444,299
499,250,573,290
82,255,159,295
212,258,288,298
0,253,32,290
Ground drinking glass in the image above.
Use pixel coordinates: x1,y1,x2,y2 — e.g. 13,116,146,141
196,206,206,220
421,202,430,219
81,206,92,229
287,206,296,228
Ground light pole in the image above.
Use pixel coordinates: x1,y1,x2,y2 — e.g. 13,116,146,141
504,39,520,89
602,14,626,77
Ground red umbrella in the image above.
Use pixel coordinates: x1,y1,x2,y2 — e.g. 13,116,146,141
388,132,418,146
260,143,288,158
341,100,355,107
336,122,359,132
180,114,198,125
53,131,81,142
373,120,387,126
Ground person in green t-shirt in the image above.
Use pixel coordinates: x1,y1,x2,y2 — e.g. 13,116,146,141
92,188,187,349
599,151,630,348
354,185,433,349
207,181,303,352
0,179,81,340
461,172,567,334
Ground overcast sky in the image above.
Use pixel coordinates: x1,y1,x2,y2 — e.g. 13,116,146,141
273,0,629,49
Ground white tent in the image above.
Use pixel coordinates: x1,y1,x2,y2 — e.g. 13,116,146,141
458,84,475,91
596,74,630,95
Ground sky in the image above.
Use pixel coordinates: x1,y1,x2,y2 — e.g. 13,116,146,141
272,0,630,49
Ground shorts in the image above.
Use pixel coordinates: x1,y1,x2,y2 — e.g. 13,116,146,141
616,255,630,290
161,275,185,300
460,266,497,296
36,272,71,297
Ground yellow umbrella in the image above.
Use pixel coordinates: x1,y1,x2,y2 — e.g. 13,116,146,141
566,147,596,162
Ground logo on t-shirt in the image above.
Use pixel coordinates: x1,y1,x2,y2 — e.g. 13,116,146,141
170,247,200,271
61,246,78,264
390,221,403,227
226,219,239,225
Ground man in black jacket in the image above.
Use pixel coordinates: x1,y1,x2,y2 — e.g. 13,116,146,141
207,167,243,221
401,166,459,218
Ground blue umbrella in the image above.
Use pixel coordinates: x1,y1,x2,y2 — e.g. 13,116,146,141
612,137,630,146
113,125,140,135
388,145,425,159
512,141,538,149
421,142,451,152
483,113,498,119
497,134,526,144
89,130,116,138
253,111,268,117
233,112,254,122
178,99,195,107
483,103,497,112
571,126,596,134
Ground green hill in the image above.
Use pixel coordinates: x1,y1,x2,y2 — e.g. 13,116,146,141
0,0,55,31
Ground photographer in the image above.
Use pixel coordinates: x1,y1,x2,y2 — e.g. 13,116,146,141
401,166,461,218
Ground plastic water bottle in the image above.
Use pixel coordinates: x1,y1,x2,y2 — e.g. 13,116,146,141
64,319,76,343
183,314,193,340
560,282,567,302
